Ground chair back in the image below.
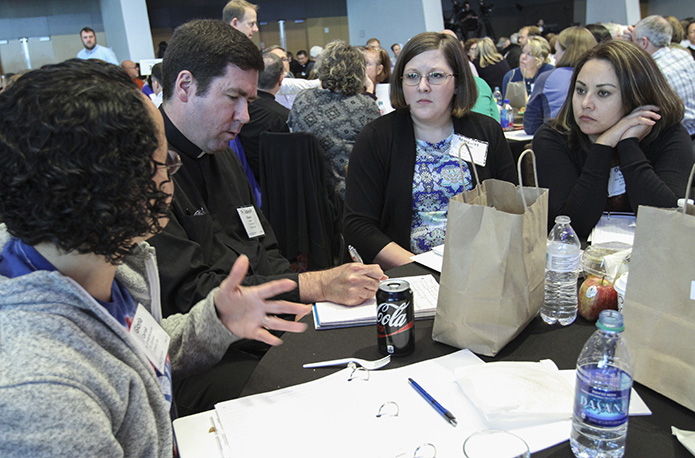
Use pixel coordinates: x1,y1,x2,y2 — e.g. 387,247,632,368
259,132,341,270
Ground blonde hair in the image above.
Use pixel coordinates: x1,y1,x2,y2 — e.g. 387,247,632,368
555,27,597,67
476,37,503,68
524,36,551,66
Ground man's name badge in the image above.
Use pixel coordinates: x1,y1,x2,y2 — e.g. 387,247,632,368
237,205,266,239
451,134,489,167
130,304,170,374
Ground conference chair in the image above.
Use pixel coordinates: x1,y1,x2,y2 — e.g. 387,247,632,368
259,131,343,271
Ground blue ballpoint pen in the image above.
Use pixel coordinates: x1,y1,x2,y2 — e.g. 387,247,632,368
408,378,458,427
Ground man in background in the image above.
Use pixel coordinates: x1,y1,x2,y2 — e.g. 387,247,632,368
631,15,695,149
76,27,118,65
291,50,314,78
223,0,259,39
238,52,290,183
121,60,144,89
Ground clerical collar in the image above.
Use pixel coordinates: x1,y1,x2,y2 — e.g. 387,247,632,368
159,105,206,159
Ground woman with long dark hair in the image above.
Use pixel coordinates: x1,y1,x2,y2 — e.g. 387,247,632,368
534,40,693,238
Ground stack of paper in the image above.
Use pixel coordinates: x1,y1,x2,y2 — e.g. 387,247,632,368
205,350,651,458
312,274,439,329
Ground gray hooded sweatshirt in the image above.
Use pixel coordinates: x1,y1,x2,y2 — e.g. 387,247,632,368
0,225,240,457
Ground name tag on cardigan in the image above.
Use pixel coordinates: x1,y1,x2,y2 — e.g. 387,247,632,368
237,205,266,238
608,166,626,197
130,304,170,374
451,134,488,167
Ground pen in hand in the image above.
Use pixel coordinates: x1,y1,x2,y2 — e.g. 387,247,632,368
408,377,458,427
348,245,364,263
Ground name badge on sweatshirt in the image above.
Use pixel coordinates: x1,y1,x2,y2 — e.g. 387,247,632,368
130,304,170,374
237,205,266,239
608,166,626,197
450,134,488,167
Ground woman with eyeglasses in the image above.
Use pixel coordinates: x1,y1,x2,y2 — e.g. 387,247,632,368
0,59,307,456
344,32,516,270
502,36,554,102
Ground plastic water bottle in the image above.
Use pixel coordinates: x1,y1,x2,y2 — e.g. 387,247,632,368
541,215,581,325
493,86,503,108
500,99,514,131
571,310,633,458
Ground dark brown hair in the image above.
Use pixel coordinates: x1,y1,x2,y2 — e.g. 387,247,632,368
553,39,684,148
390,32,477,118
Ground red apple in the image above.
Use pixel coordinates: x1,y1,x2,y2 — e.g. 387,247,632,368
578,275,618,321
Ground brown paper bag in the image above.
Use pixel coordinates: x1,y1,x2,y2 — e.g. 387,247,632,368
505,69,528,110
622,195,695,411
432,150,548,356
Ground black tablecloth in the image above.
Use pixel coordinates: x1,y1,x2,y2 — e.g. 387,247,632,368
241,263,695,457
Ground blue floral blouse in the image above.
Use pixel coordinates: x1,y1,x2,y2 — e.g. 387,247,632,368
410,133,473,253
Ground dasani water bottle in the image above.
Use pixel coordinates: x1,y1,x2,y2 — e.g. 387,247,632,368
571,310,633,458
541,215,581,325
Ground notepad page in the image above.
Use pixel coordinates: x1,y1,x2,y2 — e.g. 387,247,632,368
313,274,440,328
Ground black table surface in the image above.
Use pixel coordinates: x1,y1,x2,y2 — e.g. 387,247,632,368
241,263,695,457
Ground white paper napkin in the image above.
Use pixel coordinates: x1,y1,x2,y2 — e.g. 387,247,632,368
455,360,574,429
672,427,695,456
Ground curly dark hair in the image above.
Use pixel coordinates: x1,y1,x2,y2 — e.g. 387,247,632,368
0,59,171,264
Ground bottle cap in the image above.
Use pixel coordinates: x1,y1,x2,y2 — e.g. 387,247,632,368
503,99,510,103
596,310,624,332
555,215,570,224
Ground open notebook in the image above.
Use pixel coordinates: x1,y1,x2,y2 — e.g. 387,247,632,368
312,274,439,329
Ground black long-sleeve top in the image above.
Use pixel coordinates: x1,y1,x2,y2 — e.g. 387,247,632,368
533,122,694,238
148,108,299,317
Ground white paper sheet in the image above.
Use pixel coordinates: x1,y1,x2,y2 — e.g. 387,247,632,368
410,244,444,272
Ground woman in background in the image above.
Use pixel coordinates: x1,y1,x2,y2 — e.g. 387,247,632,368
289,40,381,199
502,36,553,101
533,40,693,238
524,27,597,134
473,37,511,93
344,32,515,269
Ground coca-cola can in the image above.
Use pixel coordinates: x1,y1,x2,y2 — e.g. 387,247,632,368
376,279,414,356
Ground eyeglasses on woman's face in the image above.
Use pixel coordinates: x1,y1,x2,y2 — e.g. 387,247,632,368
402,71,454,86
152,150,183,178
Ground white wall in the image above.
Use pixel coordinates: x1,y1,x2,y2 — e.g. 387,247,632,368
646,0,695,18
586,0,640,25
101,0,154,62
347,0,443,49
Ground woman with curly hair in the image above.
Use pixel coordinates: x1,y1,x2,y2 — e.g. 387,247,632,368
534,40,694,238
289,40,381,198
0,59,306,456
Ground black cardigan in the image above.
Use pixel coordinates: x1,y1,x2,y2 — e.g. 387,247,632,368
343,109,517,263
533,122,694,238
